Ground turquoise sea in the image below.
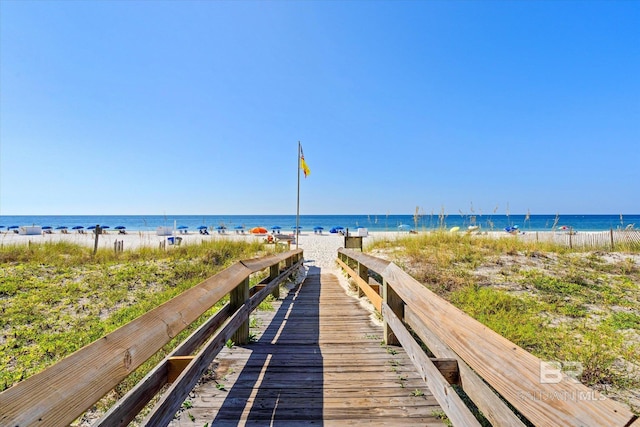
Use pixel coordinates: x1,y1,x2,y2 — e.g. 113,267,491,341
0,214,638,233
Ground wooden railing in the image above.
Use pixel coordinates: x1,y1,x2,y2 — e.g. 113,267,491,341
337,248,638,427
0,249,303,427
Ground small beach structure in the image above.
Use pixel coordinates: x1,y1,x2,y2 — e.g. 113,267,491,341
271,225,282,234
19,226,42,235
156,226,173,236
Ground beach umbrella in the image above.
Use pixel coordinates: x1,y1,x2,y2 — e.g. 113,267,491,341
313,226,324,230
0,225,4,228
101,226,110,229
8,226,19,229
72,226,84,230
250,227,268,234
115,226,126,230
330,226,344,233
215,226,226,230
56,226,68,230
42,226,53,230
291,226,303,230
87,226,97,230
177,225,188,230
234,225,244,229
197,225,208,230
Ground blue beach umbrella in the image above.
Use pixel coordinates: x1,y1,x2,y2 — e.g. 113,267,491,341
56,226,68,230
42,226,53,230
115,226,126,230
291,226,302,230
72,226,84,230
313,226,324,230
271,226,281,230
0,225,5,229
8,225,19,229
177,225,188,230
234,225,244,230
101,226,110,229
87,225,97,230
330,226,344,233
197,225,208,230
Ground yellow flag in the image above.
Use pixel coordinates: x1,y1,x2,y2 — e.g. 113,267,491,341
300,146,310,178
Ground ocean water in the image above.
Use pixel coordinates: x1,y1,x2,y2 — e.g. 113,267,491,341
0,214,638,233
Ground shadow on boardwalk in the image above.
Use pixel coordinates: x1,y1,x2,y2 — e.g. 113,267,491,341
171,266,443,426
211,267,323,425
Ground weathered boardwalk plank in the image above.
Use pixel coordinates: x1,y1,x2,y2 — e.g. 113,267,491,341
169,272,446,426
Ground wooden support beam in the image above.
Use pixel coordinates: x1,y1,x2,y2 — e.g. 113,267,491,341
383,279,402,346
230,277,250,345
336,257,382,312
167,356,194,383
269,263,280,299
357,262,367,298
96,305,232,426
406,307,527,427
382,303,481,426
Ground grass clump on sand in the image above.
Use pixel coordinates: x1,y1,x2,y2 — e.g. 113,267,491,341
367,231,640,410
0,239,265,393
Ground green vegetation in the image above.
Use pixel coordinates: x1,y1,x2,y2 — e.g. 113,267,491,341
0,239,265,392
368,231,640,409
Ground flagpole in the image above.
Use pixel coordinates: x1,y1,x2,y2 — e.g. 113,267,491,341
296,141,301,249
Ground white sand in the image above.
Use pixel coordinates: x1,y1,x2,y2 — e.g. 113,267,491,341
2,229,628,273
0,229,400,271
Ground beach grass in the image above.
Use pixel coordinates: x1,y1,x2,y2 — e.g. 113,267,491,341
367,231,640,410
0,239,265,395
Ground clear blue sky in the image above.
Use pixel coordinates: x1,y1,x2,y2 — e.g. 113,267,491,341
1,0,638,216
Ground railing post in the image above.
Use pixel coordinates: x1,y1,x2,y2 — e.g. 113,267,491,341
357,262,367,298
383,278,402,345
231,277,250,344
270,263,280,299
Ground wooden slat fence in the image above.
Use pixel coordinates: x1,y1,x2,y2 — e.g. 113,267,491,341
337,248,637,427
0,250,303,427
518,229,640,249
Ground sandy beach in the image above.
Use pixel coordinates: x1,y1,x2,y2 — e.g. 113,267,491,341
0,229,401,270
2,229,637,272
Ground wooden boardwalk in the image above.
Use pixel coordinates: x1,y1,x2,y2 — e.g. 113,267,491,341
169,270,446,426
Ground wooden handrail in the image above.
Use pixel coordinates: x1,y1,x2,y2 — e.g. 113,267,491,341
337,248,636,427
0,249,303,427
